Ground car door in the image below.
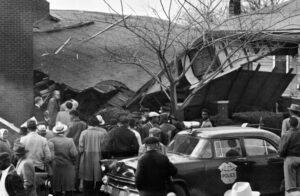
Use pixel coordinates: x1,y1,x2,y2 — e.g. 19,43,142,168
205,138,249,196
242,137,284,195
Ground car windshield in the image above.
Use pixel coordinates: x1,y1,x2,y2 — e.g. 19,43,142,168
168,134,212,158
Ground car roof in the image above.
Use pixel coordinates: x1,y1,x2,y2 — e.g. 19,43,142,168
178,126,280,144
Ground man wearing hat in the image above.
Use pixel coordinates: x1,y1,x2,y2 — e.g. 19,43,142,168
282,104,300,136
139,127,167,156
140,111,160,142
135,137,177,196
0,152,25,196
13,143,37,196
20,120,51,172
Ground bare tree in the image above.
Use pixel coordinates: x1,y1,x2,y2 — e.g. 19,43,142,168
99,0,297,118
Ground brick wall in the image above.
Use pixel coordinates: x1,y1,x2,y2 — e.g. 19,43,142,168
32,0,49,22
0,0,34,126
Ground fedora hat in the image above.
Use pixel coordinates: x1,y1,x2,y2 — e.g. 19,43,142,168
288,104,300,112
148,112,159,118
224,182,260,196
13,142,28,155
53,122,68,134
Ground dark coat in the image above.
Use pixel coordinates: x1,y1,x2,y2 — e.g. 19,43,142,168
135,150,177,195
66,118,87,147
108,125,139,158
4,165,26,196
47,97,60,129
33,105,44,123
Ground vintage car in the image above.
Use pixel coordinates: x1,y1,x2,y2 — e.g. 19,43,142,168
101,126,284,196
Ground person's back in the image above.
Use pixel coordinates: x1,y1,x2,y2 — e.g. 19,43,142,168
50,136,77,166
20,121,51,171
66,110,87,147
135,137,177,196
109,125,139,157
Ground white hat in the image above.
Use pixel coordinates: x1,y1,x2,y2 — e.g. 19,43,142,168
96,115,105,125
148,112,159,118
53,122,68,134
224,182,260,196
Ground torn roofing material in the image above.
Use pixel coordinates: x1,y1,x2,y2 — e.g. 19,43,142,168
33,10,172,92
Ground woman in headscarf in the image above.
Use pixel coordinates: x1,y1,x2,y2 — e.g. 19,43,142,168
0,129,11,154
49,123,78,196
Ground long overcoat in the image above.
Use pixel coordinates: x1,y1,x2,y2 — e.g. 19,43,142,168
78,127,108,182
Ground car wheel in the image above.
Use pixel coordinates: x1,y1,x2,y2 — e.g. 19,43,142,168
169,184,187,196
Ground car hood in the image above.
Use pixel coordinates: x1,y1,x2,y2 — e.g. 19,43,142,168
121,153,193,170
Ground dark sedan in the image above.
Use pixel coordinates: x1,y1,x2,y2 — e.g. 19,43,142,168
101,126,283,196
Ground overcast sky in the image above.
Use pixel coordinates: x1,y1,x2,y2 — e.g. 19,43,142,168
48,0,181,18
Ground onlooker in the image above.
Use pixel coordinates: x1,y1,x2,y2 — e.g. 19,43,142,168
282,104,300,136
0,129,11,155
139,127,167,156
13,142,37,196
135,137,177,196
47,90,61,129
79,116,108,196
33,96,45,123
279,117,300,191
50,123,78,196
65,110,87,191
37,124,55,140
129,118,142,147
20,120,51,172
96,114,106,128
107,118,118,132
108,115,139,158
66,110,87,148
160,113,176,146
140,112,160,142
60,93,79,111
200,108,213,128
0,152,25,196
56,102,73,126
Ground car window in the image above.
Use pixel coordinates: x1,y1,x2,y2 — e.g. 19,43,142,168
214,139,242,158
244,138,278,156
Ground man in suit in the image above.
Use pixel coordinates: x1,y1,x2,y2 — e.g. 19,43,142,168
13,142,37,196
140,112,160,142
135,137,177,196
47,90,60,129
0,152,25,196
33,96,45,123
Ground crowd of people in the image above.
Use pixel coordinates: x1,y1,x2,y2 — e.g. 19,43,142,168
1,90,212,196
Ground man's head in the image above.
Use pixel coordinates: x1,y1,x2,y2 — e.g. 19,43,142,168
13,142,28,159
160,113,169,124
69,110,79,120
288,104,300,116
129,118,136,129
65,102,73,111
290,117,299,129
0,129,8,141
118,115,129,126
110,118,118,126
0,152,11,170
228,139,237,148
87,116,100,127
149,127,161,139
27,120,37,132
37,124,47,137
34,96,43,107
148,112,160,124
19,127,28,136
53,90,60,100
144,137,160,151
201,108,209,120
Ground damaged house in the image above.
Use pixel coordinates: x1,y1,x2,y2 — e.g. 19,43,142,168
126,0,300,121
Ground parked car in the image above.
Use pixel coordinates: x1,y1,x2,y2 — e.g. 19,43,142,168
101,126,283,196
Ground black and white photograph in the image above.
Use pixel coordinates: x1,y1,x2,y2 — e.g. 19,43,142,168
1,0,300,195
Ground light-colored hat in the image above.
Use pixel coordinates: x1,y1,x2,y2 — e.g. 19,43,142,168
288,104,300,112
53,122,68,134
37,124,47,134
96,115,105,125
224,182,260,196
148,112,159,118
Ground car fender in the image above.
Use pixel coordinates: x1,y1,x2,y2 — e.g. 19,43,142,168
171,178,190,196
